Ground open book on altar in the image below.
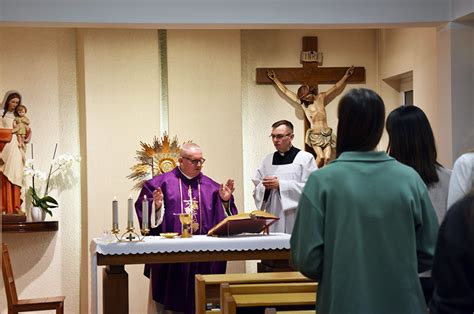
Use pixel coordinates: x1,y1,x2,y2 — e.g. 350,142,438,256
207,210,279,237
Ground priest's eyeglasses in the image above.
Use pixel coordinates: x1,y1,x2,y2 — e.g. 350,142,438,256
269,133,292,140
183,157,206,165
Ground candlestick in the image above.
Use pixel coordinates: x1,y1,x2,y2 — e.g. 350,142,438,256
112,196,118,230
142,195,149,229
128,195,134,228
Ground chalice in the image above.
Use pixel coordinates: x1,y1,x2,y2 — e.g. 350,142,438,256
179,213,192,238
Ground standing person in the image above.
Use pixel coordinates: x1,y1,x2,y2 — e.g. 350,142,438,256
386,105,451,305
291,88,439,314
429,190,474,314
252,120,317,234
135,142,238,314
267,66,354,167
447,150,474,207
1,90,26,214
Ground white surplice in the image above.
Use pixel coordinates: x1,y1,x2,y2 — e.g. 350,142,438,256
252,150,317,233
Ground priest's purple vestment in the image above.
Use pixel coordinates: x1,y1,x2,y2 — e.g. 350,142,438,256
135,167,237,313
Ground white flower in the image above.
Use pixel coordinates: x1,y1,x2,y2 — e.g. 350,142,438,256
23,151,80,194
34,170,48,181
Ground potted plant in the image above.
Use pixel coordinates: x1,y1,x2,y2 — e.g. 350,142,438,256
24,143,80,221
29,187,58,218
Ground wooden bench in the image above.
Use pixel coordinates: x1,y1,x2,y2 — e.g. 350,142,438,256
272,311,315,314
195,272,314,314
220,282,317,314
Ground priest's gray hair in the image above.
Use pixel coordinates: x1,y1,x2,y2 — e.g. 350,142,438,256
180,142,202,157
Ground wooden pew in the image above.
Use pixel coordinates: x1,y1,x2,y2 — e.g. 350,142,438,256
271,311,315,314
195,272,314,314
220,282,317,314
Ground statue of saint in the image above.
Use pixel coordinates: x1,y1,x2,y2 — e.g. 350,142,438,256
1,91,28,214
268,66,354,167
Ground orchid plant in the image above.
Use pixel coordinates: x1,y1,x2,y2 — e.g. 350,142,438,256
23,144,80,216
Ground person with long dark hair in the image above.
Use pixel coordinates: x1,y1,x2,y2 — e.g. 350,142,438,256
430,190,474,314
386,105,451,305
291,88,438,314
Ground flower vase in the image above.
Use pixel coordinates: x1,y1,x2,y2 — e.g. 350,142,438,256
31,206,46,222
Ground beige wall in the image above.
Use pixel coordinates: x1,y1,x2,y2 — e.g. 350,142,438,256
378,28,443,163
79,28,162,313
0,27,245,314
241,29,378,272
166,30,245,276
1,26,445,313
167,30,243,207
0,28,81,313
242,29,378,215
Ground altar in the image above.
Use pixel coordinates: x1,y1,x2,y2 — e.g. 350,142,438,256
90,233,291,314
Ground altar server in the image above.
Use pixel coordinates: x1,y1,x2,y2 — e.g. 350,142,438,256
253,120,317,234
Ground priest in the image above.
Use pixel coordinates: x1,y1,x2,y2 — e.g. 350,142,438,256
135,142,237,314
252,120,317,234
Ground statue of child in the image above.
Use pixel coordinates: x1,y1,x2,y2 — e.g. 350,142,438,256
13,104,30,150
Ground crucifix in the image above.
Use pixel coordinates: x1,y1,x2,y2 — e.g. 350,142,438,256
256,36,366,167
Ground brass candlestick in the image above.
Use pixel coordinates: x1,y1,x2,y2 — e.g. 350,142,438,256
111,225,146,242
141,222,150,237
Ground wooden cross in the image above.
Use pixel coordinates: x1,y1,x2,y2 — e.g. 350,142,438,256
256,36,366,155
256,36,365,89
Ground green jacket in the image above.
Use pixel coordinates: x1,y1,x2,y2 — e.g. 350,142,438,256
291,151,438,314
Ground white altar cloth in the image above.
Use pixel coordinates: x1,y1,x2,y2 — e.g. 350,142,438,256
90,233,291,313
92,233,291,255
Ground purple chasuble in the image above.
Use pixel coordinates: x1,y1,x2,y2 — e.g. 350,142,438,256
135,167,238,313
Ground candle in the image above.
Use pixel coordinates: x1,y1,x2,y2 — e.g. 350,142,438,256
128,195,134,228
142,195,149,229
112,196,118,230
151,201,155,227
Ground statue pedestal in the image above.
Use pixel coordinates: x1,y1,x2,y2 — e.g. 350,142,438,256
2,213,26,223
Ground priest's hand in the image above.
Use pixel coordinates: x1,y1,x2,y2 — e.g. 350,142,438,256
262,176,279,189
153,188,164,209
219,179,235,201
